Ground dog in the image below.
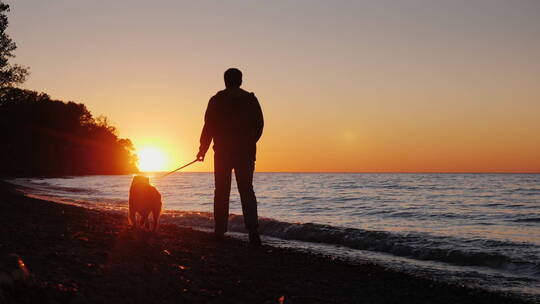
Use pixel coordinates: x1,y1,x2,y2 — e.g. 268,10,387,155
128,175,162,231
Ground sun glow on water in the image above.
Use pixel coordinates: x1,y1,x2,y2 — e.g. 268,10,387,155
136,147,168,172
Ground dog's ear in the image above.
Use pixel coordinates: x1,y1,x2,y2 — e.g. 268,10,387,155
132,175,149,185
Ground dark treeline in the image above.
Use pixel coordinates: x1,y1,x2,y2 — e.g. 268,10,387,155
0,2,138,176
0,88,138,176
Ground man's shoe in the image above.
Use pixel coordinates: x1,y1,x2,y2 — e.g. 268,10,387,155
214,231,225,241
248,231,262,247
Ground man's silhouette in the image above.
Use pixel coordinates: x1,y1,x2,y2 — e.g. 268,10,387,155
197,68,264,246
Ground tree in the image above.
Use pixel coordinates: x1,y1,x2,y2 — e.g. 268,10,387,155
0,88,139,176
0,3,138,176
0,1,28,88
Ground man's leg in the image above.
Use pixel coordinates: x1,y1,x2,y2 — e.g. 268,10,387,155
234,159,260,245
214,154,232,237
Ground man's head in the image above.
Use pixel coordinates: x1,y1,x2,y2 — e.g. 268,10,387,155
224,68,242,88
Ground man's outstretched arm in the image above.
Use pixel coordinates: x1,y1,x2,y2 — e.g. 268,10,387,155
197,97,215,161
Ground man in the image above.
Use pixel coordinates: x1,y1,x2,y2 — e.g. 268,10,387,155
196,68,264,246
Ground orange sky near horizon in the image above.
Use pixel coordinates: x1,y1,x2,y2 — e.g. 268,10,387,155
6,0,540,172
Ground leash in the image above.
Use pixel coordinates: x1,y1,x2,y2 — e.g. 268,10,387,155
159,158,199,178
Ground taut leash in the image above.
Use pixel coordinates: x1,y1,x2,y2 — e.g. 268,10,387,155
160,158,199,178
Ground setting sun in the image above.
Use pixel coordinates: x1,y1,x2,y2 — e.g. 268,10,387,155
136,147,168,172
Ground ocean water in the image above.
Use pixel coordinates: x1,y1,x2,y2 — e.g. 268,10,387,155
10,173,540,300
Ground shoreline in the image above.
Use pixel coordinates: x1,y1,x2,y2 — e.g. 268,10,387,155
0,180,534,303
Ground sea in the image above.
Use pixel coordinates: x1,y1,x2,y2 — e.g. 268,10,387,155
9,173,540,301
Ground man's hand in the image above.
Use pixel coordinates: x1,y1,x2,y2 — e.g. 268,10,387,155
196,151,205,162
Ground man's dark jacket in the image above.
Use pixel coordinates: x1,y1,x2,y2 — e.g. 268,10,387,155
199,88,264,161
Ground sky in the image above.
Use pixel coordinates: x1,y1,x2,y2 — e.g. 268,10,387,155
5,0,540,172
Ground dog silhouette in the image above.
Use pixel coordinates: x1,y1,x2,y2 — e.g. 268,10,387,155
128,175,162,231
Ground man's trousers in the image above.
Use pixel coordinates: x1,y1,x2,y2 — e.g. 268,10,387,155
213,153,259,234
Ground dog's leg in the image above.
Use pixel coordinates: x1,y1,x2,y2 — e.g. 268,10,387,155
140,213,149,230
152,210,160,232
129,209,137,229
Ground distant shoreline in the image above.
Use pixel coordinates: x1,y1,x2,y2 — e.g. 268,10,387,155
0,180,533,303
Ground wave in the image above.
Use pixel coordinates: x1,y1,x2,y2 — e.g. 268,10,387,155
514,217,540,223
22,181,98,194
44,185,97,194
162,211,540,278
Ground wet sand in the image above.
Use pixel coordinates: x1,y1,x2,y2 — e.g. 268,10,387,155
0,180,532,303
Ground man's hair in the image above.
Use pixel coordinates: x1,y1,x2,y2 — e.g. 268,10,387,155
224,68,242,88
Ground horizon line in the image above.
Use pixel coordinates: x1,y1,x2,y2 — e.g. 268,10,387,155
148,171,540,174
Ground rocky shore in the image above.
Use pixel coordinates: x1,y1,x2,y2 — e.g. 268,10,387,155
0,180,532,303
